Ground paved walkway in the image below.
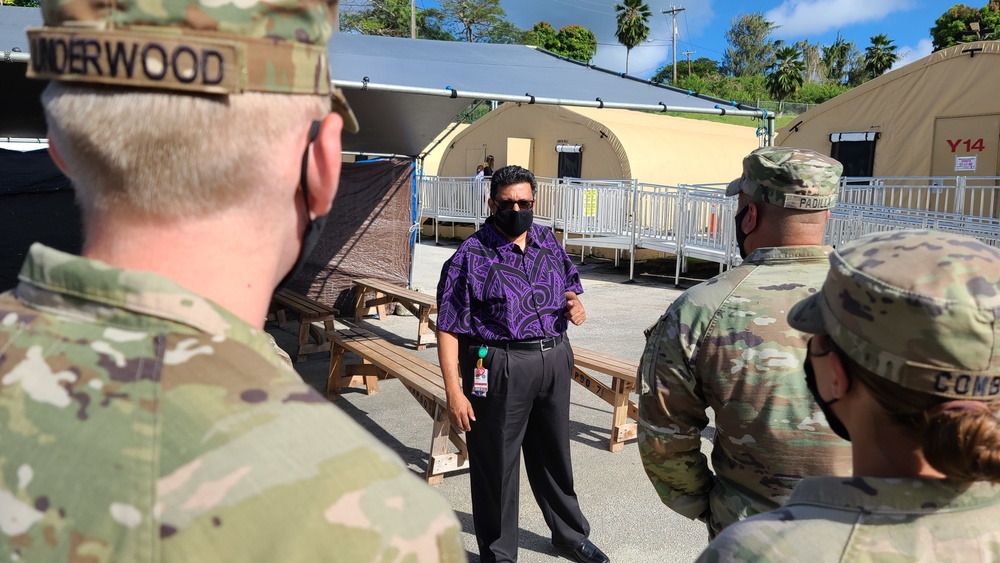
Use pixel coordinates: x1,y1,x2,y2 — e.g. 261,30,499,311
269,240,717,562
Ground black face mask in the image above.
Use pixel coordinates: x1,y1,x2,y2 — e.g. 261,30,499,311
804,349,851,441
277,121,327,290
494,209,533,238
734,204,753,259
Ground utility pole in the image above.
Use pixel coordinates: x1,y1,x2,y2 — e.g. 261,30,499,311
661,5,685,85
411,0,417,39
682,49,695,77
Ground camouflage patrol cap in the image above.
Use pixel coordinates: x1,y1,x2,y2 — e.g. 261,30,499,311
24,0,358,133
788,230,1000,400
726,146,843,210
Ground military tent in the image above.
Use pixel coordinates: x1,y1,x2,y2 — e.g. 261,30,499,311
778,40,1000,180
437,103,762,185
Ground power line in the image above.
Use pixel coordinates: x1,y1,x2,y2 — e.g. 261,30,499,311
596,41,672,46
682,9,690,46
677,39,725,57
548,0,613,15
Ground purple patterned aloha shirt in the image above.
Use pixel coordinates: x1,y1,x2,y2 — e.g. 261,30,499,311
436,218,584,342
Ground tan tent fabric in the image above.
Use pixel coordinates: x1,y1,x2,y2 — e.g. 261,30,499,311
421,123,469,176
778,40,1000,177
438,104,761,185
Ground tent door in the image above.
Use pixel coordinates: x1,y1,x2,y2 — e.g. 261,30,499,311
507,137,534,170
931,115,1000,217
558,151,582,178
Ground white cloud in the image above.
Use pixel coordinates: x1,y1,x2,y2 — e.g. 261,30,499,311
592,43,667,77
891,38,933,70
765,0,912,38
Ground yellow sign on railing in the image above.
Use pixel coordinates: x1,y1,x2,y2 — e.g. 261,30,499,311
585,189,597,217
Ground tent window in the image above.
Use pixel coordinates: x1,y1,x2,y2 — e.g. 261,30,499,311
830,132,878,177
558,151,582,178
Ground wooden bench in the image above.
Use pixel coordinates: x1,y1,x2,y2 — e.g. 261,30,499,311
353,277,438,350
326,326,468,485
270,289,339,362
572,347,639,452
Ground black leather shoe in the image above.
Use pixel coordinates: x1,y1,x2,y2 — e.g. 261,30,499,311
558,539,610,563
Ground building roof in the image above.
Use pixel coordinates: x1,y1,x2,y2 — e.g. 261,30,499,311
1,6,763,155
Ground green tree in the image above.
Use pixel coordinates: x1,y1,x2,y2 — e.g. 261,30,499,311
614,0,652,74
652,57,720,83
793,82,849,104
722,12,780,76
440,0,511,43
821,32,852,84
480,20,529,44
795,39,824,83
765,46,806,106
341,0,454,40
845,47,867,86
863,34,900,79
529,21,560,51
6,0,40,5
556,25,598,62
930,2,1000,51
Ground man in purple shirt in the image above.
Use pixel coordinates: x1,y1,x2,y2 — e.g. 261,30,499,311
437,166,608,563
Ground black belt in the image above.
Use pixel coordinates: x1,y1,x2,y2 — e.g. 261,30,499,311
485,334,564,351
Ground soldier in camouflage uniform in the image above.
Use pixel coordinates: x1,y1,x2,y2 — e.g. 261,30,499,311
637,147,852,538
699,229,1000,562
0,1,465,561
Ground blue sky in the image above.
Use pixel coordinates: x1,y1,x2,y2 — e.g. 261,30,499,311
415,0,960,78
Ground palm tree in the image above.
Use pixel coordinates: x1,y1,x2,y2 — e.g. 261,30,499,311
821,32,851,84
614,0,651,74
766,46,806,111
864,34,899,79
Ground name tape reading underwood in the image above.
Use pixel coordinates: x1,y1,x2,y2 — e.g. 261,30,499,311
27,29,241,94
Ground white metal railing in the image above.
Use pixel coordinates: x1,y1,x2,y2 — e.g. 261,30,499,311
419,175,1000,282
839,176,1000,218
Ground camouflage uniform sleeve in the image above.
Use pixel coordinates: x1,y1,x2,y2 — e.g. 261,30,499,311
637,294,714,521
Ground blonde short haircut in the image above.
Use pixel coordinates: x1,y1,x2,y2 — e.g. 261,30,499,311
43,83,329,219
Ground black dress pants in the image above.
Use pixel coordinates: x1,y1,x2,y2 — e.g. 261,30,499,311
459,336,590,563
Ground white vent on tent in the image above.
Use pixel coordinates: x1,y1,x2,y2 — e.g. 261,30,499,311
829,132,878,142
555,144,583,153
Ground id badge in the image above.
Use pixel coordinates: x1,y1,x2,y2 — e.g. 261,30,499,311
472,366,489,397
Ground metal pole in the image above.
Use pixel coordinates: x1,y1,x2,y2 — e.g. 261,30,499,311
682,50,695,77
411,0,417,39
629,178,639,281
331,79,767,118
672,8,678,85
661,6,686,85
2,51,30,64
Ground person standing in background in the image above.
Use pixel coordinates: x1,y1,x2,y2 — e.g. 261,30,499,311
638,147,852,538
437,165,608,563
700,229,1000,561
0,0,465,560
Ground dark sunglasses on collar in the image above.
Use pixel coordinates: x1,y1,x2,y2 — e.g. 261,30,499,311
493,198,535,211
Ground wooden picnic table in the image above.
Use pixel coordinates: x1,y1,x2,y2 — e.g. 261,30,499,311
326,326,468,485
571,346,639,452
269,288,339,362
353,277,437,350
